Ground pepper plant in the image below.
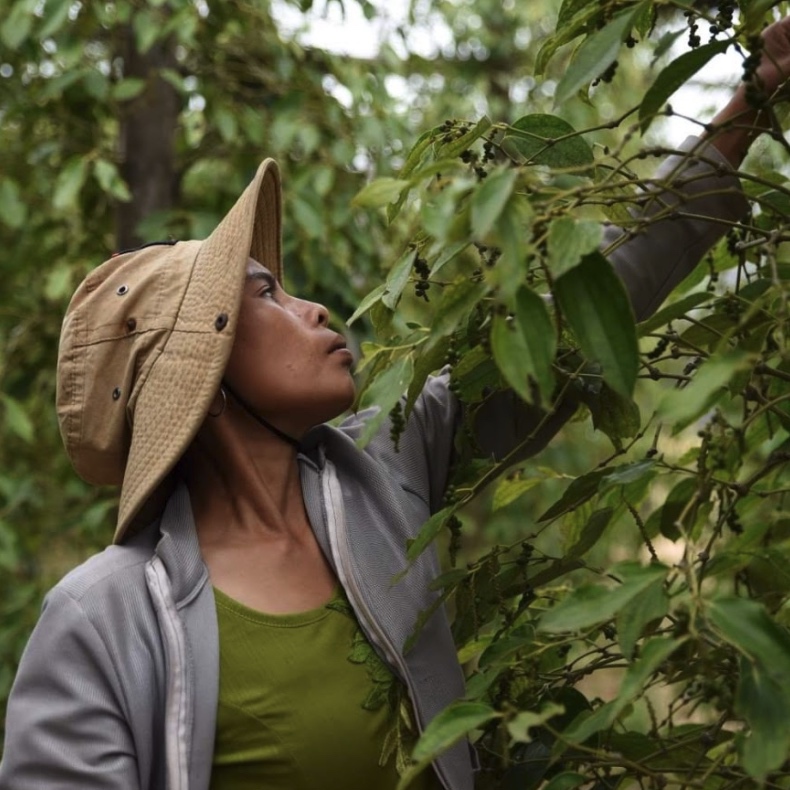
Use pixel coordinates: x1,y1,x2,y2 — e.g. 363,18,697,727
349,2,790,787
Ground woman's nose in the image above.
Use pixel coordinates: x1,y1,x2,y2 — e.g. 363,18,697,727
311,301,329,326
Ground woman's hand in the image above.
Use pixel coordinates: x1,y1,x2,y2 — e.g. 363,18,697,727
753,15,790,98
704,15,790,167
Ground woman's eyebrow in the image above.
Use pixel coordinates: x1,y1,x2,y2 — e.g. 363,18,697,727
246,270,277,288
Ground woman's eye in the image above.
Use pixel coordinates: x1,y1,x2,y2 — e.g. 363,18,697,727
259,287,275,299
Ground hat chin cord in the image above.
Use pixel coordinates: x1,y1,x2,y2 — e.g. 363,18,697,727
221,381,302,451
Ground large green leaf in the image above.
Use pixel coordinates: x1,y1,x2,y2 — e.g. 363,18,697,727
346,284,386,326
1,0,34,50
565,507,613,559
538,467,607,523
356,353,415,448
491,286,556,406
412,701,498,761
382,249,417,310
503,115,594,168
352,177,411,209
539,562,668,633
554,251,639,397
471,168,518,240
658,351,752,432
426,280,487,350
547,217,602,278
507,703,566,744
555,3,647,106
711,598,790,779
616,577,668,659
639,40,730,133
636,292,713,337
53,157,88,212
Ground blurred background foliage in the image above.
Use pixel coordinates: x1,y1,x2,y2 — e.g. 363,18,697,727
3,0,790,786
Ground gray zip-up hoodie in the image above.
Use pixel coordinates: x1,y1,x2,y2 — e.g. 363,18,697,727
0,138,747,790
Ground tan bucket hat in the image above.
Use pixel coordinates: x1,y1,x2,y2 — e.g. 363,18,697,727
56,159,282,544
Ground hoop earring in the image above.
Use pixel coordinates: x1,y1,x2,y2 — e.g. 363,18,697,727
208,387,227,418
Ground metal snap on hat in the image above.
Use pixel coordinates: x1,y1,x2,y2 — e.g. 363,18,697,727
56,159,282,544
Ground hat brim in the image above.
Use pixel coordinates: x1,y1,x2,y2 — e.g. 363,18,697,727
113,159,282,543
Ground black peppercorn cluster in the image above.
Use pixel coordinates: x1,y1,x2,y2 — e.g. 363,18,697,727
684,10,701,49
592,59,618,87
389,399,405,451
413,255,430,301
447,514,463,566
646,335,670,361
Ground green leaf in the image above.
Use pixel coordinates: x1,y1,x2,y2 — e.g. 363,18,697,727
382,249,417,310
504,115,594,168
616,577,668,659
555,3,647,106
405,337,449,417
658,351,752,432
112,78,147,101
214,106,238,144
411,701,499,762
398,126,439,179
639,41,730,133
538,467,607,523
584,383,641,451
539,562,668,632
346,284,386,326
644,477,696,541
406,505,457,563
710,597,790,778
735,655,790,779
554,251,638,397
352,178,411,209
53,158,89,211
1,0,34,50
708,597,790,678
439,116,492,159
491,286,556,405
93,159,132,202
43,264,73,301
0,179,27,229
427,280,487,351
547,217,602,277
39,0,71,39
489,194,532,304
471,168,518,240
636,292,713,336
493,475,543,511
356,354,414,448
429,241,469,278
601,459,655,489
133,9,161,53
1,394,34,443
742,0,781,33
565,507,613,559
506,703,566,744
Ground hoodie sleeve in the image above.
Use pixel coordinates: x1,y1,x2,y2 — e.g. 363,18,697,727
0,587,140,790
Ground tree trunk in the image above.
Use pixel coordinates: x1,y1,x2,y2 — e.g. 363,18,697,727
116,27,180,250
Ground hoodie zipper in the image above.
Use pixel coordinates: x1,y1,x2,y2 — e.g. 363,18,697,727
146,557,190,790
321,460,452,790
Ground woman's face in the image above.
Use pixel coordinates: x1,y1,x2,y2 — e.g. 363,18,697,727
223,259,355,435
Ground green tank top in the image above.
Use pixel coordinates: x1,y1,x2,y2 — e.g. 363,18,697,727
210,586,441,790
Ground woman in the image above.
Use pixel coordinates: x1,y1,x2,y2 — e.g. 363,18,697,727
1,19,789,789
